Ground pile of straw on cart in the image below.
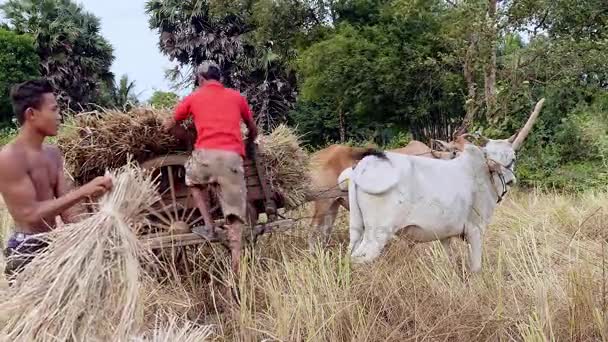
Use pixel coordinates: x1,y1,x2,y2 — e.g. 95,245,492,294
56,107,310,208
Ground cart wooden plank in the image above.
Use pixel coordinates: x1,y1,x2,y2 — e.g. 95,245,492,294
141,218,294,249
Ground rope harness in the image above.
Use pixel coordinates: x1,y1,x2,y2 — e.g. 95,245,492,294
486,157,516,204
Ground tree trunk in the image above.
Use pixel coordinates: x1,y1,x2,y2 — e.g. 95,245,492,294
457,35,478,137
484,0,498,117
338,110,346,143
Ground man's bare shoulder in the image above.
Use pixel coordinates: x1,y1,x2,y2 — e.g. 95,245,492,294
43,144,62,159
0,143,27,178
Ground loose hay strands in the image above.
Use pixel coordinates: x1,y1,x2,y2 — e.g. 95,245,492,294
132,313,215,341
0,162,159,341
257,124,310,208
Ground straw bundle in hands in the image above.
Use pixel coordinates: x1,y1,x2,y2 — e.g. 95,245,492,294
256,124,310,208
0,162,159,341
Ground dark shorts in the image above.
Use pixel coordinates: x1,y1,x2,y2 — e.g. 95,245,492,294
3,232,49,285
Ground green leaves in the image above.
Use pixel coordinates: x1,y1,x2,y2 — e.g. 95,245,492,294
0,29,40,125
148,91,179,110
1,0,115,111
295,2,465,144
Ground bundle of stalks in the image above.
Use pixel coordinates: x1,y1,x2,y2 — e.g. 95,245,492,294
0,162,159,341
57,107,192,184
256,124,310,208
57,108,310,208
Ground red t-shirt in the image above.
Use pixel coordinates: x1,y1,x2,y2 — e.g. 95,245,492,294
174,81,253,157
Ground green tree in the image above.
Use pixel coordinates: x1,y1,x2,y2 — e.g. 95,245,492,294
145,0,326,130
296,1,465,144
1,0,115,111
149,90,179,109
112,75,140,110
0,29,40,125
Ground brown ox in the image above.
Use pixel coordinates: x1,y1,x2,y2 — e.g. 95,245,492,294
308,139,465,248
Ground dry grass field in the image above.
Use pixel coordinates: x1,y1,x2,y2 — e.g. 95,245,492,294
1,189,608,341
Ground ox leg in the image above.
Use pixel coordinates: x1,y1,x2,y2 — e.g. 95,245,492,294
351,226,391,263
466,226,483,273
348,213,364,253
309,199,341,250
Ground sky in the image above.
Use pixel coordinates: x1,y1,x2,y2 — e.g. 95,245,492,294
77,0,183,101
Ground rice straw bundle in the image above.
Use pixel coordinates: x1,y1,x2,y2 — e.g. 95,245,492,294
57,107,191,184
0,162,159,341
57,108,310,208
256,124,310,208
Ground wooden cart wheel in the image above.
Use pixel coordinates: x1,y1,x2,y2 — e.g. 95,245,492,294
139,155,207,275
139,155,213,235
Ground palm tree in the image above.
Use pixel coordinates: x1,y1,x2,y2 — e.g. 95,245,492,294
1,0,115,111
113,75,140,110
145,0,297,131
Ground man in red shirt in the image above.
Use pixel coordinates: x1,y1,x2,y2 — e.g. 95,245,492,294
163,61,258,274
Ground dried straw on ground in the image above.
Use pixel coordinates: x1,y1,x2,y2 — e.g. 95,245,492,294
0,162,159,341
132,314,215,341
57,108,310,208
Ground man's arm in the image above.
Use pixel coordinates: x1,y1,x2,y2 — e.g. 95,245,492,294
0,153,110,227
164,95,192,131
174,94,192,121
52,148,85,223
239,95,257,140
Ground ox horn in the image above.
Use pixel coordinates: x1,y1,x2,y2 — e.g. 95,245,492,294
462,133,489,147
510,98,545,150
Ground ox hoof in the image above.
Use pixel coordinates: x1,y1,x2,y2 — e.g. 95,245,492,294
350,251,375,264
469,266,482,274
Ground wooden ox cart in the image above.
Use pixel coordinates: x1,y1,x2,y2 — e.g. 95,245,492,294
136,147,345,251
132,122,345,253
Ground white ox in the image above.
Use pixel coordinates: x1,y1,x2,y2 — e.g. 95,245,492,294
338,99,545,272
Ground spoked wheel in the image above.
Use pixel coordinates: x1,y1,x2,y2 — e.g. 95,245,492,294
138,154,263,276
140,155,219,234
139,155,216,273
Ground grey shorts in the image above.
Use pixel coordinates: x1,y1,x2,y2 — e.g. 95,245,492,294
185,149,247,222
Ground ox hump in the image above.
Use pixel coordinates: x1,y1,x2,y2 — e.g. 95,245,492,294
351,154,400,195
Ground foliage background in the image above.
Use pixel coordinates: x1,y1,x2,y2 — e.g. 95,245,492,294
0,0,607,191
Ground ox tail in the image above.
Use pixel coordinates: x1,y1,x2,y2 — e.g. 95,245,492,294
349,153,399,195
347,171,365,254
349,147,388,162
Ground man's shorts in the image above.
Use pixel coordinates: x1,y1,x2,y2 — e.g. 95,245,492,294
4,231,49,285
185,149,247,223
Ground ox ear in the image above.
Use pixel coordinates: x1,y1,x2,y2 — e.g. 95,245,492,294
487,160,502,173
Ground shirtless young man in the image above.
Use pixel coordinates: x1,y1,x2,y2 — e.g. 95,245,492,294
0,79,113,283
